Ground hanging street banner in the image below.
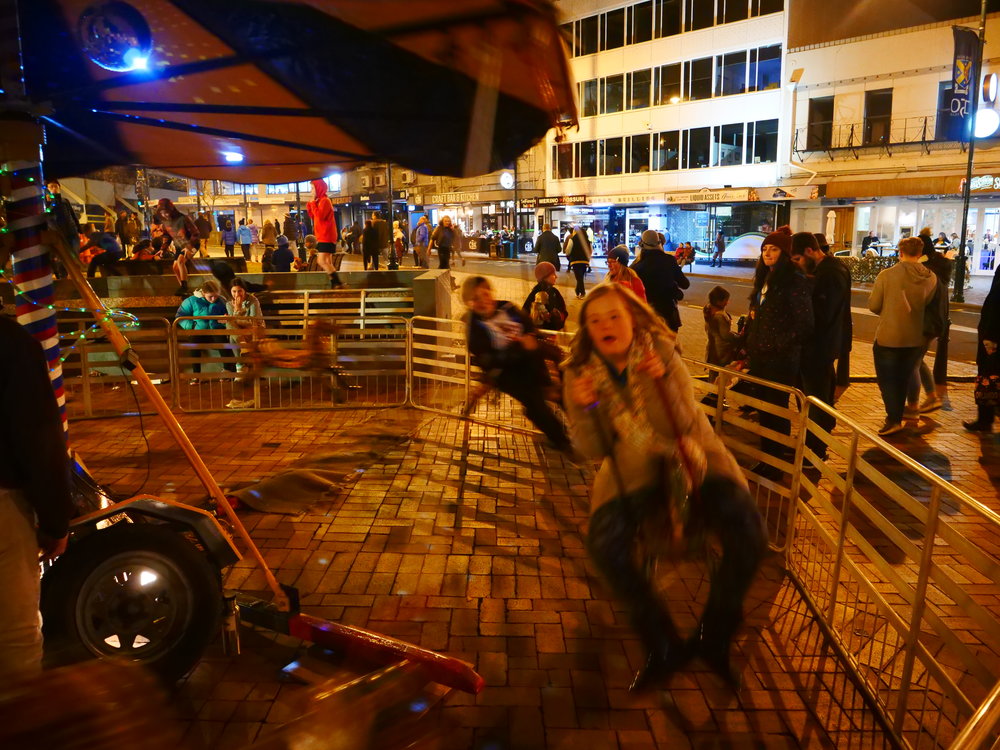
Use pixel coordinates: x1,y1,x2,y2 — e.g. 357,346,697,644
950,26,979,141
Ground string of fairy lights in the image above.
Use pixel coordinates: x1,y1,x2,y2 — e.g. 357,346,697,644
0,266,140,365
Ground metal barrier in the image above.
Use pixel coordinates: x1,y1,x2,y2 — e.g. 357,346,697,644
59,316,172,419
266,288,415,326
171,315,408,413
792,397,1000,750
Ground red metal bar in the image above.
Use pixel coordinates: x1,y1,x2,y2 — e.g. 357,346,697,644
286,612,485,695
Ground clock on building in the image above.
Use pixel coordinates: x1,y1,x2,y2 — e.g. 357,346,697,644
499,171,515,190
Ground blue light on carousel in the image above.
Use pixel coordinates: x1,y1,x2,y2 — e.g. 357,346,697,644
77,1,153,73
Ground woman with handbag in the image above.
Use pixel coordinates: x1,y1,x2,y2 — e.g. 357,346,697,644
563,284,768,693
965,265,1000,431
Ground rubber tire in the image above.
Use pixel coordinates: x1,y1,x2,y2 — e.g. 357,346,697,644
41,523,222,683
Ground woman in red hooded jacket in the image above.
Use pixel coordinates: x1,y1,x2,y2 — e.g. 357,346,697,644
306,179,343,289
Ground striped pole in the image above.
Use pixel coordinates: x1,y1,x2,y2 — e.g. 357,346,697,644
6,160,67,433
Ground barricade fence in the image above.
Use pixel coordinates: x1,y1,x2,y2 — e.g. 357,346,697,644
60,313,1000,748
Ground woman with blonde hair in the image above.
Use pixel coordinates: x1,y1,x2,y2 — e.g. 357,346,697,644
563,284,767,692
604,245,646,302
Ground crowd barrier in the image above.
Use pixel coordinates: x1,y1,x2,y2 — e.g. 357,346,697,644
58,313,1000,749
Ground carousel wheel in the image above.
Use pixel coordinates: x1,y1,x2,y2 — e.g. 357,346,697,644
41,523,222,683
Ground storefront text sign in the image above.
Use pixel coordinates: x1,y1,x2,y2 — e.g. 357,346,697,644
593,193,664,205
518,198,538,209
427,192,481,204
537,195,589,207
664,188,751,204
969,175,1000,192
753,185,822,201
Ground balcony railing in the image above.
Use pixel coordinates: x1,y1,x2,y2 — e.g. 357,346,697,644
794,112,950,153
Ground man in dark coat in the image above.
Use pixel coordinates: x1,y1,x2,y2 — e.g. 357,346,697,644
631,229,689,331
534,223,562,271
793,232,852,460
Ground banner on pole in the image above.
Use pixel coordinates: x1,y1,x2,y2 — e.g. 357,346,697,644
950,26,979,141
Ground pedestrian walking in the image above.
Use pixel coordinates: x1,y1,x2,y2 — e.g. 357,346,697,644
362,219,380,270
964,264,1000,432
195,212,213,255
260,219,278,252
742,226,813,478
372,211,390,264
564,225,592,299
236,219,252,261
563,284,767,692
306,179,343,288
429,215,459,288
412,215,431,269
534,223,562,271
247,219,260,262
711,232,726,267
868,236,939,436
631,229,689,331
904,228,951,416
221,219,237,259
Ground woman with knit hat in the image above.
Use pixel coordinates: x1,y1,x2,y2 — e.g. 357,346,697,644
605,245,646,302
523,261,567,331
743,226,813,480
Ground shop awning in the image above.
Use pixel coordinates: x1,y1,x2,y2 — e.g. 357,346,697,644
825,175,965,198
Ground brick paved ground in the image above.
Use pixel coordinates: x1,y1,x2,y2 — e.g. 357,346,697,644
70,405,895,749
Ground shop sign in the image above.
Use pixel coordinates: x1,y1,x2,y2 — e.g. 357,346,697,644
427,191,481,204
752,185,822,201
536,194,589,207
564,194,588,205
537,196,561,207
593,193,664,205
665,187,751,204
969,174,1000,192
329,195,352,205
518,198,538,209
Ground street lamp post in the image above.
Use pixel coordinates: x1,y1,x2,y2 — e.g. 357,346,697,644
386,162,399,270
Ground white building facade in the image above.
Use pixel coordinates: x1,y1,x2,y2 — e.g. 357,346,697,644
785,3,1000,276
545,0,793,256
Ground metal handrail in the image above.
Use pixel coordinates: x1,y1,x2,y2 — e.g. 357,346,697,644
951,679,1000,749
794,112,944,151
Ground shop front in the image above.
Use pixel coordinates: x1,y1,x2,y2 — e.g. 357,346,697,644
541,188,789,257
819,174,997,275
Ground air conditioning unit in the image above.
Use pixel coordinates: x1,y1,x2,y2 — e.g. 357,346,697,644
360,175,371,188
400,170,416,184
374,173,387,187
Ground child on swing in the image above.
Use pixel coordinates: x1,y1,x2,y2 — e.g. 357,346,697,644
462,276,571,453
563,284,767,692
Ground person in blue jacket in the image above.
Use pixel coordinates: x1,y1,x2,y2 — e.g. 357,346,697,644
236,219,253,261
175,280,228,382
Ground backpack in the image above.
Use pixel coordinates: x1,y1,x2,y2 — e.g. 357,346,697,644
922,279,948,340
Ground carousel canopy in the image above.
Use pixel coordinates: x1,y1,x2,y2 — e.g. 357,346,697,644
17,0,577,182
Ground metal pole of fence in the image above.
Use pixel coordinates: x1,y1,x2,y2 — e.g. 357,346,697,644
783,394,809,553
79,337,93,417
893,484,944,735
405,319,413,406
713,369,726,434
825,431,860,621
169,321,180,409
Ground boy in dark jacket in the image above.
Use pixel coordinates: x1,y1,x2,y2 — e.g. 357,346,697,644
463,276,570,452
631,229,689,331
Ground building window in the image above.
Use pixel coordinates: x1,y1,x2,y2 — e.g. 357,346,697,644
685,57,714,100
602,74,625,114
685,0,715,31
751,119,779,162
936,81,956,140
654,63,682,105
749,45,781,91
601,137,625,175
628,69,652,109
629,1,654,43
806,96,834,150
578,141,598,177
685,127,712,168
560,22,573,52
653,130,680,170
863,88,893,145
751,0,783,15
713,123,745,165
721,0,749,23
580,79,599,117
627,134,651,172
601,8,626,51
555,143,574,179
656,0,682,37
266,184,289,194
716,51,748,96
577,16,599,55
